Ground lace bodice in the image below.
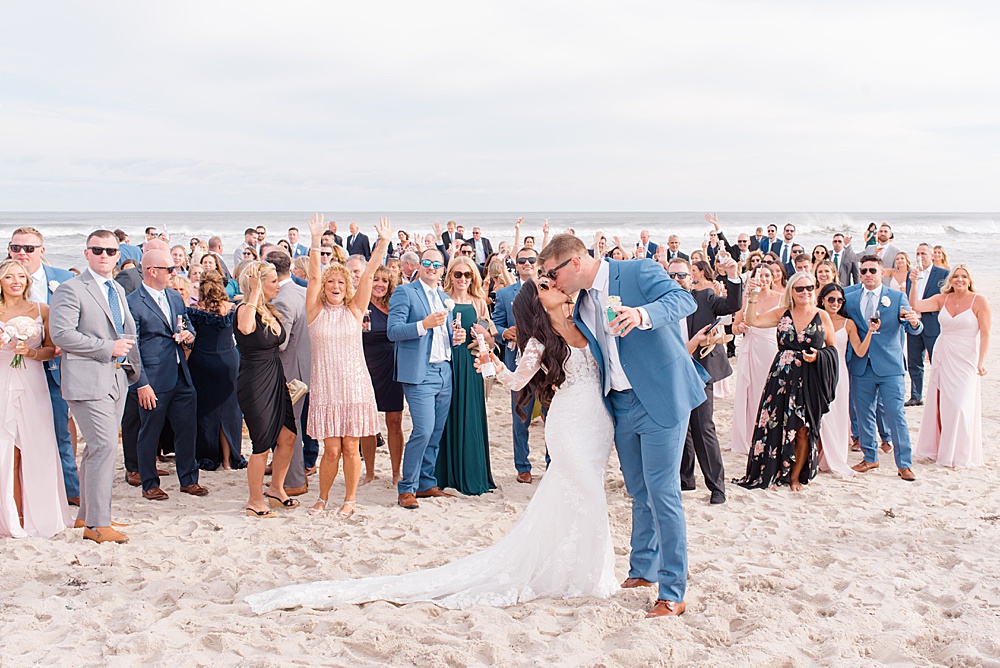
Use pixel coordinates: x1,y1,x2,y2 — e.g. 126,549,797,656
494,338,600,394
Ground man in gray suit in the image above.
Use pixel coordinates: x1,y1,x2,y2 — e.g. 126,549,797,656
266,249,311,495
50,230,141,544
830,233,859,286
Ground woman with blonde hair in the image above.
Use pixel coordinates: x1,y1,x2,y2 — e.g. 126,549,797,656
304,214,392,518
330,245,348,265
436,255,496,496
0,259,73,537
933,245,950,270
483,256,514,306
909,264,991,467
235,261,297,518
188,270,245,471
884,251,911,291
170,245,189,277
360,265,405,485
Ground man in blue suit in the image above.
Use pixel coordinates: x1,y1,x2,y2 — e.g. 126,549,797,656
540,234,708,618
493,246,540,483
287,226,309,258
8,227,80,504
904,243,949,406
126,249,205,500
845,254,923,481
387,249,466,510
758,224,778,255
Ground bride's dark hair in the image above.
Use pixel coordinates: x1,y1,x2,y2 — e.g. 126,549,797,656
510,280,570,420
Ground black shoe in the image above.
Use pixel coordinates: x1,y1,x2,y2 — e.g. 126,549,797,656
710,491,726,505
904,398,924,407
681,484,696,491
376,433,386,449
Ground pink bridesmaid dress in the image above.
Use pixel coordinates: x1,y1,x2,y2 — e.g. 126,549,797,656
0,313,74,538
915,296,983,467
728,324,778,454
817,326,855,477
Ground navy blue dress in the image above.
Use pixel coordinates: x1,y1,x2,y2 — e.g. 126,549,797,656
187,307,247,470
361,302,404,413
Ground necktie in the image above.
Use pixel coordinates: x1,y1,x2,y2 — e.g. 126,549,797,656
107,281,125,363
782,244,789,264
157,291,171,322
833,253,840,269
588,288,611,393
864,291,876,322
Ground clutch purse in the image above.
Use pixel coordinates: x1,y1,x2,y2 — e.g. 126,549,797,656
286,378,308,405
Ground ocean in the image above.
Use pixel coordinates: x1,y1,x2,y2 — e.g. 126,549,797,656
1,211,996,272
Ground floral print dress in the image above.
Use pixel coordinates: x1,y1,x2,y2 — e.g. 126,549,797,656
735,310,833,489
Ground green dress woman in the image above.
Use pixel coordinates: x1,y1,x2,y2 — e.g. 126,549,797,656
436,302,496,495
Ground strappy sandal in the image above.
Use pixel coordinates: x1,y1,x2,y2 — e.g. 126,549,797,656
307,499,328,516
337,500,356,519
264,492,300,509
246,507,278,518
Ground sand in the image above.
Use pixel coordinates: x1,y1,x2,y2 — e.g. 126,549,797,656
3,276,1000,667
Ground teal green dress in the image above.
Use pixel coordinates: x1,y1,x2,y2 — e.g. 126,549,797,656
436,303,496,495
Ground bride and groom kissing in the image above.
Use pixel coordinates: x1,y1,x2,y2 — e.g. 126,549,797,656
247,233,709,620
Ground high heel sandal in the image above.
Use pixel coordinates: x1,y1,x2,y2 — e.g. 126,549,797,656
337,500,356,519
264,492,300,509
307,499,328,516
246,507,278,519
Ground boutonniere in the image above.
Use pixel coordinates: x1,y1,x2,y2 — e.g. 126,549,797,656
881,296,891,308
48,280,60,293
443,298,456,312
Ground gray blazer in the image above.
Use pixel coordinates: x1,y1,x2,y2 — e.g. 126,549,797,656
50,270,141,400
272,279,311,385
834,245,860,286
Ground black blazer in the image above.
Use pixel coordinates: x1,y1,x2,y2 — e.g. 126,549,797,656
663,249,689,262
687,281,743,383
442,231,464,247
115,267,143,295
346,232,372,260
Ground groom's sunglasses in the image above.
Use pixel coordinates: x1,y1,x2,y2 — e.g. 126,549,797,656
543,257,573,280
87,246,120,256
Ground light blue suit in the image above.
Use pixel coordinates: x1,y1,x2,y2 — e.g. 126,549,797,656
844,284,922,469
387,279,455,495
41,264,79,499
844,283,892,444
492,280,536,473
291,242,309,258
574,259,708,602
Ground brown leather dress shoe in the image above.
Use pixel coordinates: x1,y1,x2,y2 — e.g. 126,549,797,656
75,519,129,529
66,496,80,507
898,467,917,481
283,482,308,496
398,493,419,509
125,471,141,486
621,577,656,589
415,486,456,498
180,483,209,496
156,468,168,476
83,527,129,544
142,487,169,501
646,600,686,618
880,441,893,454
851,460,879,473
516,471,532,484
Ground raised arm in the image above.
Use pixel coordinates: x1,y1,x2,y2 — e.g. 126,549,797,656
907,268,945,313
743,276,785,328
512,217,523,250
541,219,550,249
349,217,393,321
305,213,326,323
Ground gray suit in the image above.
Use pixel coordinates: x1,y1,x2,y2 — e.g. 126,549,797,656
50,270,141,527
272,278,311,488
832,245,860,286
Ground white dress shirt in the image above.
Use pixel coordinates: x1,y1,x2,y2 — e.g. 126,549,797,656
88,267,125,315
915,267,930,299
29,265,47,304
414,280,451,363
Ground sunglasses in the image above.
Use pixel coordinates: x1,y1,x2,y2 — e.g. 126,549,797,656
452,271,473,280
793,284,816,293
667,271,690,279
859,267,879,275
319,250,333,256
421,259,444,269
153,266,178,273
543,256,573,280
825,296,845,305
8,244,38,253
516,257,537,264
87,246,119,256
537,280,552,291
459,250,474,256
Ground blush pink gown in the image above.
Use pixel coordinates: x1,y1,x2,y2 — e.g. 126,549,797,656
0,314,74,538
728,324,778,454
818,326,855,477
915,298,983,467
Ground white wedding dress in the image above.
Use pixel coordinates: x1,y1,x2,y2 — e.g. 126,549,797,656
247,340,617,613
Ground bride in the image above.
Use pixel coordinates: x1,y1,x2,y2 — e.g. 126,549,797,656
246,278,617,613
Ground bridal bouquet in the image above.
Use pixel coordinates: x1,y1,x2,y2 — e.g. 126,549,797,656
1,316,41,369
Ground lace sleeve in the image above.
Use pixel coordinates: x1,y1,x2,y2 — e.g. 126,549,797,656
494,337,544,392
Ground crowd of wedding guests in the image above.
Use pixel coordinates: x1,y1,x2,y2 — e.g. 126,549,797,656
0,213,990,541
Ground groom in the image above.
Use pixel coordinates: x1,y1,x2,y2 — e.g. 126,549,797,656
540,234,708,618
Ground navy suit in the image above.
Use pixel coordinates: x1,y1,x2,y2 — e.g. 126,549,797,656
758,237,775,255
643,241,659,259
387,279,456,495
492,280,537,474
844,285,922,469
906,265,949,401
41,265,79,499
127,285,199,492
574,259,707,602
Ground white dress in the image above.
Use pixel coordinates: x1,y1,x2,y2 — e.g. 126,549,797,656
246,340,617,613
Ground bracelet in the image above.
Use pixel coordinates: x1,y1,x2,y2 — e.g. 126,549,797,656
28,349,35,359
310,246,321,251
747,300,758,304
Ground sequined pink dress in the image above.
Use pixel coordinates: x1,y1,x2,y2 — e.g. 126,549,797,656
307,304,378,439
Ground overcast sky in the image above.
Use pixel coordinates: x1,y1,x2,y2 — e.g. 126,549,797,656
1,1,997,211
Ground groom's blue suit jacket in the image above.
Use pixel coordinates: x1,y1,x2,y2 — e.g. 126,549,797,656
843,284,922,377
573,259,709,429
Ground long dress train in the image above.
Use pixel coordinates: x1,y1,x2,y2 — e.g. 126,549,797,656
914,299,983,467
246,340,617,613
817,326,855,477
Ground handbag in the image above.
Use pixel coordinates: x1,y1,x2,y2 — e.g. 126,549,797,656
286,378,308,405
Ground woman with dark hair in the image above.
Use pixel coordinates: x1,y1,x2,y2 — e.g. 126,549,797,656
766,258,787,290
864,222,878,247
815,283,876,477
811,245,829,266
246,276,619,613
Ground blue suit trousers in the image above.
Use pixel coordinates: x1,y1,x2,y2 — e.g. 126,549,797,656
399,362,452,495
852,365,912,469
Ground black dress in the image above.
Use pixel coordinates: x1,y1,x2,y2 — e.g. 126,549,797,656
361,302,404,413
188,307,247,470
233,304,296,455
735,310,838,489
